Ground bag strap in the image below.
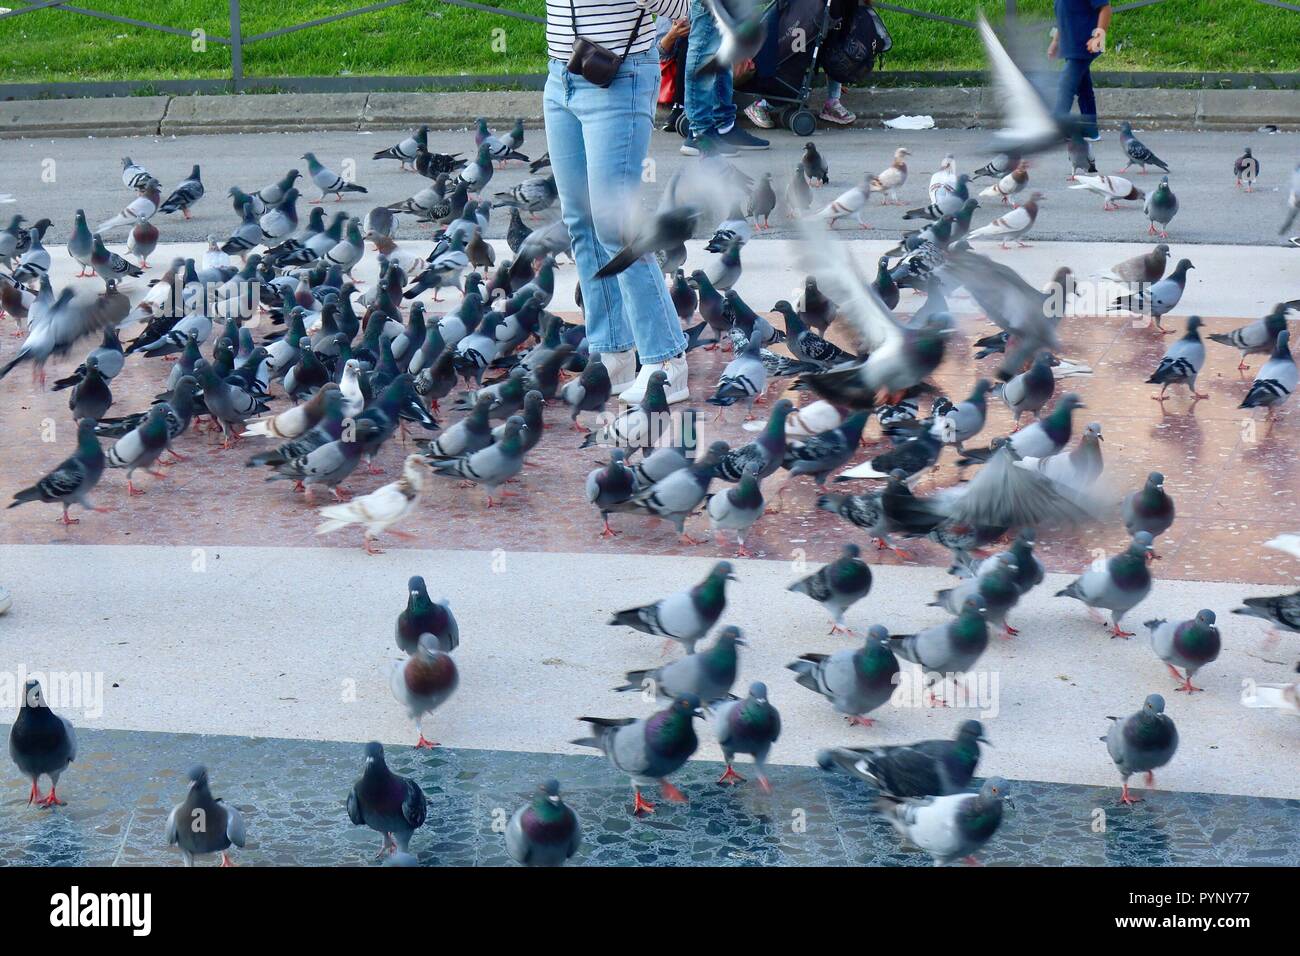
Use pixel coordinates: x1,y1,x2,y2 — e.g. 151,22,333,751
568,0,647,56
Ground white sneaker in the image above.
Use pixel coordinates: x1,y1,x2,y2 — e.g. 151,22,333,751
619,355,690,405
598,350,638,393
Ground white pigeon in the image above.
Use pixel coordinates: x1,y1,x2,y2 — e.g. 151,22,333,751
966,193,1042,247
977,12,1062,156
317,454,430,554
1069,174,1144,211
869,148,910,205
928,154,958,205
1264,534,1300,560
809,178,872,228
1241,675,1299,717
97,182,161,233
878,777,1012,865
977,165,1029,205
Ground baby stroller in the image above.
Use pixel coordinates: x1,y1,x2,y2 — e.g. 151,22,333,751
733,0,837,137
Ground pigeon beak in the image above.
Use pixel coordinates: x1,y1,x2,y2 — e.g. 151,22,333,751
978,735,992,746
734,637,749,647
1005,796,1017,810
727,574,739,582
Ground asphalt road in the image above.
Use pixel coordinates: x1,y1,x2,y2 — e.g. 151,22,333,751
4,125,1298,247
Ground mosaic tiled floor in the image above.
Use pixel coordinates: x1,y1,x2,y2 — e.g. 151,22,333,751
0,726,1295,867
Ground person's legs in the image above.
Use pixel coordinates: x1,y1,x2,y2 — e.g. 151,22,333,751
684,0,722,139
1075,60,1100,140
1055,57,1086,121
711,56,736,134
543,60,635,369
820,77,855,124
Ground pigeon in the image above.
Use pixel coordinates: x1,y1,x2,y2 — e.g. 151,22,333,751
121,156,152,190
931,553,1021,638
165,765,246,867
706,468,764,556
1143,176,1178,238
817,719,987,798
196,363,269,448
594,205,700,279
964,392,1083,462
492,173,557,217
71,212,97,276
1207,303,1291,371
1123,472,1176,550
870,148,911,204
50,326,125,391
259,188,301,240
452,144,495,195
222,200,263,257
608,561,736,655
888,597,989,704
394,576,459,656
977,163,1029,205
373,125,430,169
1102,694,1178,805
1109,242,1169,284
505,780,581,867
1281,162,1300,237
1110,257,1193,334
1144,609,1220,694
782,410,872,490
97,179,161,233
8,418,107,525
712,681,781,792
802,141,830,186
586,449,638,538
1239,329,1296,417
997,351,1055,425
90,234,144,282
1069,173,1143,211
302,152,368,202
966,192,1042,248
67,354,113,421
695,0,767,76
1119,122,1170,174
1232,589,1300,639
1015,420,1104,495
561,352,611,431
476,117,530,165
707,330,766,419
1241,669,1299,717
788,625,900,726
572,696,702,815
788,543,873,634
1056,531,1155,637
615,625,745,703
8,679,76,807
104,402,171,497
877,777,1011,866
785,163,813,215
930,378,991,450
316,454,431,554
243,382,339,440
427,415,527,507
390,634,459,749
127,219,159,268
346,741,427,858
1147,315,1208,401
159,165,204,219
748,172,777,228
12,228,51,285
809,177,873,229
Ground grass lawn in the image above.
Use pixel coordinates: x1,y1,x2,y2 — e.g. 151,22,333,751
0,0,1297,84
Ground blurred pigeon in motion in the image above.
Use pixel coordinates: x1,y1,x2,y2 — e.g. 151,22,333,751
977,12,1068,156
1056,532,1155,637
712,681,781,792
788,543,873,634
165,765,246,867
1103,694,1178,805
395,576,459,656
390,634,459,749
595,205,701,279
1144,609,1220,694
615,625,744,703
1118,122,1170,175
1232,588,1300,641
877,777,1012,866
573,695,702,815
346,741,427,859
8,679,76,807
817,719,987,798
788,625,900,727
1281,162,1300,238
1241,668,1299,717
505,780,581,867
695,0,767,77
609,561,736,655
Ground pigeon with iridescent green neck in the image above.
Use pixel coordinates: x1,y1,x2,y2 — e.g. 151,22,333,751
1145,609,1219,694
788,625,900,727
1103,693,1178,806
572,695,702,816
717,398,791,482
609,561,737,654
707,468,764,557
505,780,580,867
713,681,781,792
818,719,987,798
1123,472,1175,548
788,543,873,634
615,625,744,703
346,741,427,858
1056,531,1155,638
395,576,458,655
606,440,729,544
931,552,1021,638
427,415,526,507
888,597,989,705
8,418,106,525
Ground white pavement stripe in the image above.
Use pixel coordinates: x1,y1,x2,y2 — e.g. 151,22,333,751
1,544,1296,799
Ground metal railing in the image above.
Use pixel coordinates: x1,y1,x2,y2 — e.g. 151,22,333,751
0,0,1295,95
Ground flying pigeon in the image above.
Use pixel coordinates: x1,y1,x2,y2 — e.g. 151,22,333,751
695,0,767,77
1102,694,1178,805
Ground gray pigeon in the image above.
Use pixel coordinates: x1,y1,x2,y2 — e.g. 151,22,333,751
1111,258,1193,334
706,469,764,557
346,741,427,858
165,765,246,866
1206,303,1291,371
573,695,702,815
817,719,988,797
1119,122,1170,174
390,634,459,749
712,681,781,792
788,542,873,634
888,597,990,704
607,440,729,544
1143,175,1178,239
707,330,767,420
585,448,637,539
788,625,900,726
1102,693,1178,805
1144,609,1220,694
427,415,527,507
105,402,171,497
302,152,368,202
615,624,744,703
8,418,107,524
1239,329,1297,418
1122,473,1175,551
1056,532,1155,637
877,777,1011,866
931,553,1021,637
8,679,77,807
609,561,736,654
1147,315,1207,400
505,780,581,867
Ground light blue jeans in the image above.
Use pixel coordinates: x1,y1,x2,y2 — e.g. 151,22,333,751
543,51,686,364
685,0,735,138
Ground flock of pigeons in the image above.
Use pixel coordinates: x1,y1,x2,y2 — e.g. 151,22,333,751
2,14,1298,867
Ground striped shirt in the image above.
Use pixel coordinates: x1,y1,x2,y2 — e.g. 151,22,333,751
546,0,690,61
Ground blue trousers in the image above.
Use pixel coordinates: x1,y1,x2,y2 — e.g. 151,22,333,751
543,51,687,363
684,0,736,138
1055,57,1099,139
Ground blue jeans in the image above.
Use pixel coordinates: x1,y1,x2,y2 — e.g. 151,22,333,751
685,0,735,138
1055,57,1099,139
543,51,687,364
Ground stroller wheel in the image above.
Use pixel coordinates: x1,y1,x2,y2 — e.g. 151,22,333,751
787,109,817,137
675,111,690,138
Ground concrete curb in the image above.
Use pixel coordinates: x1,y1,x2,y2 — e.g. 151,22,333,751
1,87,1297,139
